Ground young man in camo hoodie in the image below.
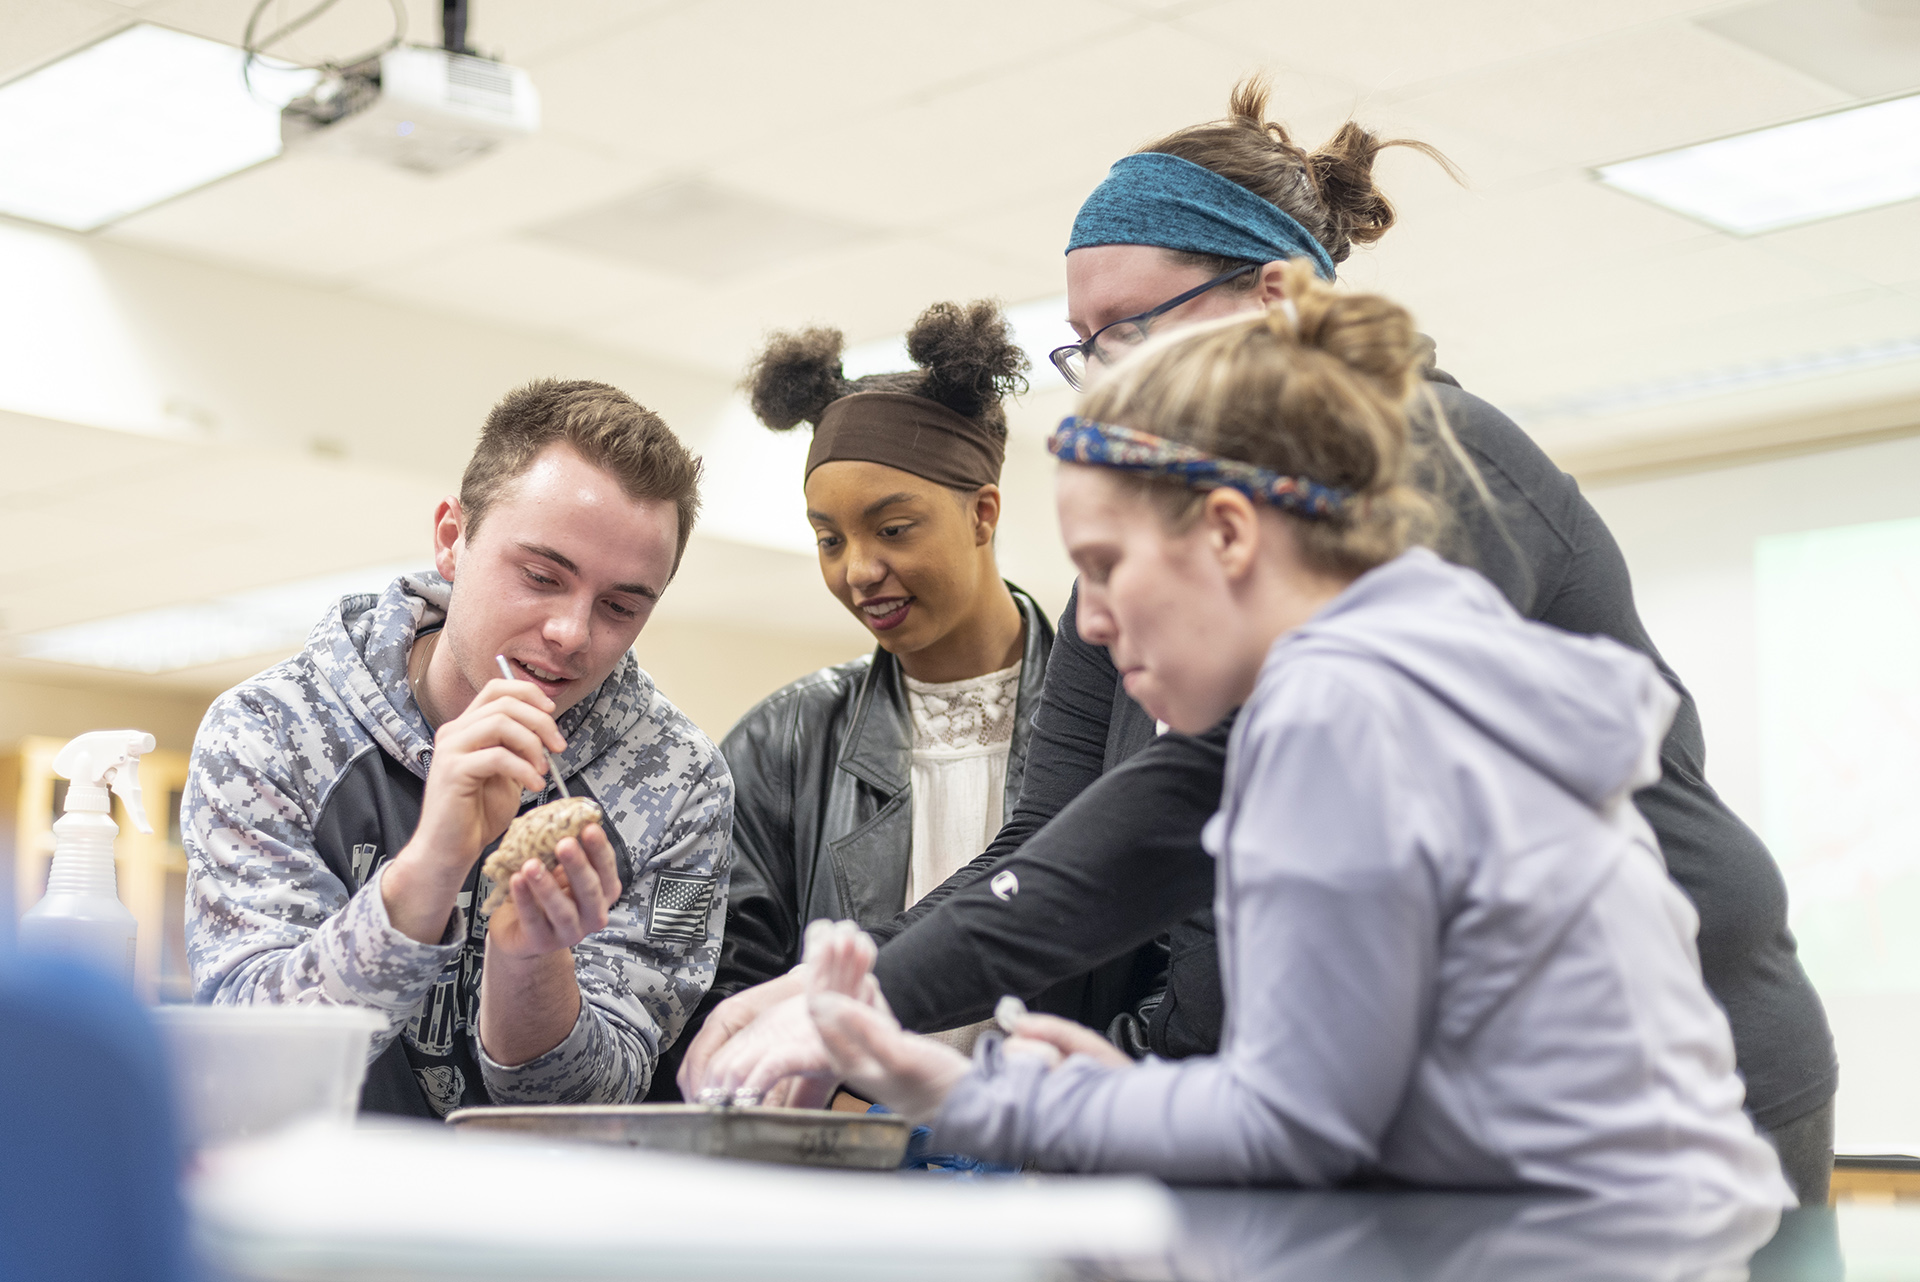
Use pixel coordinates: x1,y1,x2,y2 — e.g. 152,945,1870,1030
183,380,733,1118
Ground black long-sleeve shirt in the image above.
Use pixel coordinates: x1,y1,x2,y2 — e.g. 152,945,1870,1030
869,379,1838,1131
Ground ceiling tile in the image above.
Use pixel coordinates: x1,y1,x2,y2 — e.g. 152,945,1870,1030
1751,200,1920,289
351,234,702,336
1526,355,1920,464
102,131,661,285
1609,287,1920,378
0,422,443,633
1387,21,1853,176
933,184,1090,291
0,0,125,82
1344,170,1719,303
1370,235,1870,405
589,235,1056,374
464,0,682,65
703,23,1354,232
1174,0,1728,99
528,178,872,284
532,0,1138,171
1098,0,1231,14
0,408,183,506
1442,275,1920,415
133,0,435,63
1701,0,1920,99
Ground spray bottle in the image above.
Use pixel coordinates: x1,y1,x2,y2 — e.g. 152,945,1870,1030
19,731,155,982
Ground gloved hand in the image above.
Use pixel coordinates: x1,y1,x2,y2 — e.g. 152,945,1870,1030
805,920,971,1124
675,967,808,1102
689,920,889,1108
690,989,840,1108
996,999,1133,1071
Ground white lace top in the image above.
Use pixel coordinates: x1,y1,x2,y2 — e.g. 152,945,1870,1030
903,658,1022,1053
902,660,1022,908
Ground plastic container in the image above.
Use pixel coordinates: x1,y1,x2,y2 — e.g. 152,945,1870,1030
151,1005,386,1148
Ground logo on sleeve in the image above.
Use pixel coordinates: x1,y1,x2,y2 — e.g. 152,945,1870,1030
647,873,717,944
990,870,1019,900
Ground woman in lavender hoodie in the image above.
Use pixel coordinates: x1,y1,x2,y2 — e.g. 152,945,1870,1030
800,264,1794,1209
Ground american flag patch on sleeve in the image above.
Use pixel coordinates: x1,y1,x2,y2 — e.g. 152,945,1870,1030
647,872,717,945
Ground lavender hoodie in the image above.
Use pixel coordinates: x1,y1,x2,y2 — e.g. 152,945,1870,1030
934,549,1794,1207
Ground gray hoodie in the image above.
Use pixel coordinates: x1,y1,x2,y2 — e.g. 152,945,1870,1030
183,573,732,1116
934,550,1794,1206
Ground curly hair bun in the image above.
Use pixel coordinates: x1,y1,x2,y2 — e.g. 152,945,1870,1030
905,300,1030,421
745,300,1029,437
1142,76,1459,266
745,326,849,431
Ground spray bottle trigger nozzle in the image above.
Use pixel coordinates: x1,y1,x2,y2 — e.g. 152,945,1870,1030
52,730,157,832
111,759,153,835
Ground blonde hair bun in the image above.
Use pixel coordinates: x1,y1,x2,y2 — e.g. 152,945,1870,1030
1076,260,1441,576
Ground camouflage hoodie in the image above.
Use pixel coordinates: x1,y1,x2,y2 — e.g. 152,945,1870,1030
183,572,732,1117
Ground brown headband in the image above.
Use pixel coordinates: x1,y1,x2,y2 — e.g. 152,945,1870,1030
804,392,1005,489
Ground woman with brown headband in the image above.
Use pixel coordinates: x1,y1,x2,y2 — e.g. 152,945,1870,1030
652,301,1056,1101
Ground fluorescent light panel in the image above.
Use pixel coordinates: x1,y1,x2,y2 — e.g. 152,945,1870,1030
1597,93,1920,235
0,25,315,232
17,562,421,673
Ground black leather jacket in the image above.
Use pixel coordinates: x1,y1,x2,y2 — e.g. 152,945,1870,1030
709,584,1053,1008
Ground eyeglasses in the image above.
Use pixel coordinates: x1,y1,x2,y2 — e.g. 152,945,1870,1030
1048,262,1260,390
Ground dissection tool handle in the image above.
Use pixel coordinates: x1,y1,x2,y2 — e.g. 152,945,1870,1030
495,655,569,797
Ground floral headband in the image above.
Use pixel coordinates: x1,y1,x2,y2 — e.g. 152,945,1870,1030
1047,417,1350,520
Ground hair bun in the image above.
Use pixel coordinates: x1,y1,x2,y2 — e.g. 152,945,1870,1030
1141,75,1457,267
905,300,1030,420
745,327,849,431
1280,260,1420,401
745,301,1028,441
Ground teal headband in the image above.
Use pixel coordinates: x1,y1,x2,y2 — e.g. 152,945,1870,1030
1067,152,1337,282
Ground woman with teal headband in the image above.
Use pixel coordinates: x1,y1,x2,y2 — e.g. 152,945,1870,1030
681,80,1837,1204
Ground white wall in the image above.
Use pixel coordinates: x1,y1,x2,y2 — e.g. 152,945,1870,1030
1586,433,1920,1154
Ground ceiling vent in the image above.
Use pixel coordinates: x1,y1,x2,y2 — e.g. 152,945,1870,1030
528,179,871,284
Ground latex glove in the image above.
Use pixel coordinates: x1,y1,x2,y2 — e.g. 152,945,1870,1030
805,920,969,1124
693,991,842,1108
676,967,807,1102
690,921,886,1107
1001,1009,1133,1072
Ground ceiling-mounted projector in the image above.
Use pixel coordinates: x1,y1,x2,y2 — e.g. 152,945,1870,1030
281,45,538,174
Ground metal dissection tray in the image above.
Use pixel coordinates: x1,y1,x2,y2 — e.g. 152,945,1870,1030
444,1103,911,1171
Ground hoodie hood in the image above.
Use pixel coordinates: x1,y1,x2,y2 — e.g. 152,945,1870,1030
1276,549,1675,810
307,571,650,785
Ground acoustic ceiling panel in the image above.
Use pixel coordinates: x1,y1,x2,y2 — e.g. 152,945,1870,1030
1702,0,1920,98
528,178,872,284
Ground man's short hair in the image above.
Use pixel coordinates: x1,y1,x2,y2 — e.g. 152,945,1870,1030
461,380,703,574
